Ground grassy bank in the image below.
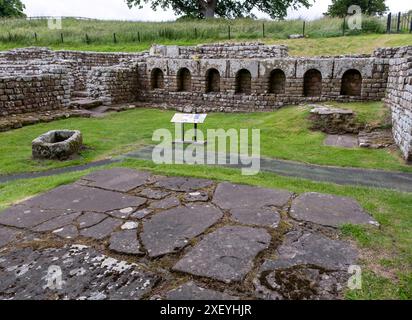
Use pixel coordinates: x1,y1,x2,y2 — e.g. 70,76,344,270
0,16,410,56
0,102,410,176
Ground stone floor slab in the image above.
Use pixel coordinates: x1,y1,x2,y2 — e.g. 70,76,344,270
0,245,157,300
324,135,359,148
33,212,81,232
290,192,379,227
213,183,293,210
165,282,239,300
155,176,214,192
53,225,79,240
231,208,281,228
109,230,143,255
20,184,147,213
77,212,107,229
0,226,19,248
80,168,152,192
0,205,68,229
80,218,122,240
149,196,180,210
141,204,223,258
173,226,271,283
261,231,358,272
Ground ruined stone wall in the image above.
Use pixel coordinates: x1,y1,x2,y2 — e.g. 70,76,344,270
87,64,139,105
0,71,70,116
382,46,412,161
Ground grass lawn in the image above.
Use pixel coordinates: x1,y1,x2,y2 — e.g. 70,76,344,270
0,101,410,176
0,158,410,300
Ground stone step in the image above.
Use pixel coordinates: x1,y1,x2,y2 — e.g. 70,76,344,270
69,98,103,110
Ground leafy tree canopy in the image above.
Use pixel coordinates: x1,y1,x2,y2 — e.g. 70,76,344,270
325,0,388,17
125,0,313,19
0,0,26,17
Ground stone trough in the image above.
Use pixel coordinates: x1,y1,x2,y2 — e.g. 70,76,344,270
32,130,83,160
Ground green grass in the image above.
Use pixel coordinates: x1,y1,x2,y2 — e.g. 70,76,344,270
0,102,410,176
0,16,410,56
0,159,411,300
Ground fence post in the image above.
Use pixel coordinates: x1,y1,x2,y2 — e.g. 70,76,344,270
34,32,38,42
194,27,197,38
302,21,306,37
113,33,117,43
228,25,231,40
61,33,64,43
410,19,412,33
397,12,401,33
262,23,265,38
387,12,392,33
85,33,90,44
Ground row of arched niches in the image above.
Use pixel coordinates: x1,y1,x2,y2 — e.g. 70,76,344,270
150,67,363,96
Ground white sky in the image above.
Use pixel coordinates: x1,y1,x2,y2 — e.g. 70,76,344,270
21,0,412,21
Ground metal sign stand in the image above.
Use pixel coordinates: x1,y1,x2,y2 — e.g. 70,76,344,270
171,113,208,145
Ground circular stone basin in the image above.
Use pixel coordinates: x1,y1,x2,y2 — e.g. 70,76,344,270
32,130,83,160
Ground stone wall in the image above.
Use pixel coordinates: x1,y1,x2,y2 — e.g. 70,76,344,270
0,71,70,116
382,46,412,161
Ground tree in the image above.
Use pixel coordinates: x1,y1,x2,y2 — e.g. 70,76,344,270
325,0,388,17
0,0,26,17
125,0,313,19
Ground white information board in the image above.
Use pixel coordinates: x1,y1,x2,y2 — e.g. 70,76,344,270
171,113,207,124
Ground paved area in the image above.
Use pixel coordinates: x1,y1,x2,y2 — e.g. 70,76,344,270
324,134,359,148
0,168,378,300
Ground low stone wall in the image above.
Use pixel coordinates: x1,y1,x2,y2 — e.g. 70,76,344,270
0,71,70,116
383,46,412,161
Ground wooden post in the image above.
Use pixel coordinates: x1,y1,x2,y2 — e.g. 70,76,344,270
34,32,38,42
61,33,64,43
113,33,117,43
195,27,197,38
397,12,401,33
85,33,90,44
342,17,346,36
228,25,231,40
303,21,306,37
410,19,412,33
387,13,392,33
138,31,141,42
262,23,265,38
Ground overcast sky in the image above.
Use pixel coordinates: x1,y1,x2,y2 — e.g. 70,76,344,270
22,0,411,21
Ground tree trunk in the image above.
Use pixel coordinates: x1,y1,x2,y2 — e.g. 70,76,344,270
199,0,218,18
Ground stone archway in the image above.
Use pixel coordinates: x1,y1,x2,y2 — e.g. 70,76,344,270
206,68,221,93
235,69,252,94
151,68,164,90
304,69,322,97
341,69,362,96
177,68,192,92
269,69,286,94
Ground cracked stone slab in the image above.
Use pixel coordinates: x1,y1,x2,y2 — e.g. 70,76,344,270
173,226,271,283
141,204,223,258
33,212,81,232
52,225,79,240
0,205,68,229
261,231,358,272
131,208,153,220
109,230,143,255
149,196,180,210
290,193,379,227
80,218,123,240
18,184,147,213
139,188,171,200
77,213,107,229
80,168,152,192
0,226,19,248
107,201,147,219
155,176,214,192
0,245,157,300
231,208,281,228
165,282,239,300
213,183,293,210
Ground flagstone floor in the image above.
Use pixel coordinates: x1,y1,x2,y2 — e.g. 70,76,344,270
0,168,378,300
